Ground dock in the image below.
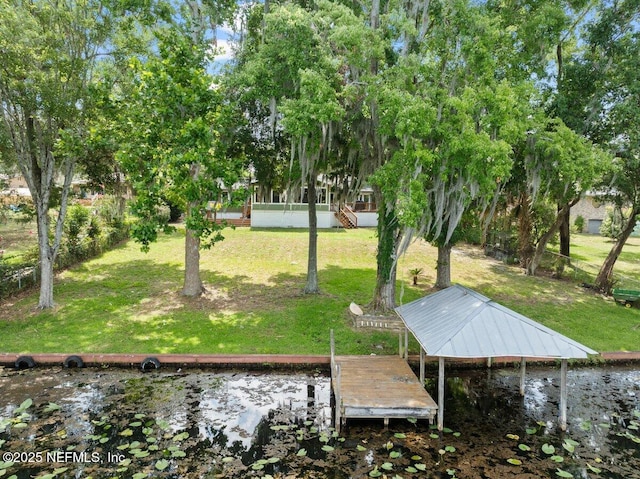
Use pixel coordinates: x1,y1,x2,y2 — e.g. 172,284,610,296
331,355,438,432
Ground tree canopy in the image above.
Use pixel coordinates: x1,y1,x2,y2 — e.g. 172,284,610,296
0,0,149,307
117,3,243,296
2,0,638,309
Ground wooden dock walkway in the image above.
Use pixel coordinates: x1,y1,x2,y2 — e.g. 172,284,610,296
331,355,438,432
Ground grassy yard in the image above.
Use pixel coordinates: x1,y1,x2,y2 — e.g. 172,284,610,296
1,228,639,355
0,218,38,262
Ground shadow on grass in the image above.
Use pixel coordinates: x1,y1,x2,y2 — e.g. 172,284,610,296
248,227,349,234
2,257,408,355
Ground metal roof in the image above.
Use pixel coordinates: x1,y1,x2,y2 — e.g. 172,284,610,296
395,285,597,359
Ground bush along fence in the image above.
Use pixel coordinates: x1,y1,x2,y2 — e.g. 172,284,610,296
0,260,39,299
538,249,640,291
0,197,129,301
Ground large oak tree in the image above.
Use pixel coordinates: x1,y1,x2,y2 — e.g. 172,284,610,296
118,21,243,296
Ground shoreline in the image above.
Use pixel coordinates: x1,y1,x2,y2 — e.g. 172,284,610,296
2,351,640,370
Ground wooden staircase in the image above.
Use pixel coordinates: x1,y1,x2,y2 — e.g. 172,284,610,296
209,216,251,227
218,217,250,227
335,205,357,229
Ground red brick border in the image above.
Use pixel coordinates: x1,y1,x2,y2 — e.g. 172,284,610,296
2,351,640,369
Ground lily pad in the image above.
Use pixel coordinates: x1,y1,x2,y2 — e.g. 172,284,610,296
586,463,602,473
14,398,33,414
542,443,555,455
43,402,60,413
173,431,189,441
155,459,170,471
562,441,575,453
555,468,573,478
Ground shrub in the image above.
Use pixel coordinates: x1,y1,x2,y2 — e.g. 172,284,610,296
65,204,91,259
574,215,585,233
95,195,126,228
1,196,131,299
600,207,626,239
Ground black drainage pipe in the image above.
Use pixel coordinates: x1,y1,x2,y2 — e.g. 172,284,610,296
15,356,36,370
141,357,161,372
63,355,85,368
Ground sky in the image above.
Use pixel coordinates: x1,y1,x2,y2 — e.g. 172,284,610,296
209,1,256,74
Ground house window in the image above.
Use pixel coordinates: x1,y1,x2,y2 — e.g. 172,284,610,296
272,191,281,203
317,187,327,204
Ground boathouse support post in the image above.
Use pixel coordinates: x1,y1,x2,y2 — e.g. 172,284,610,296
330,329,342,434
330,329,335,367
404,328,409,360
419,347,425,384
437,356,445,431
560,359,568,431
520,357,526,396
335,363,342,434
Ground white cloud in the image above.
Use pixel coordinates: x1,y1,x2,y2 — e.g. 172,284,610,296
212,38,235,61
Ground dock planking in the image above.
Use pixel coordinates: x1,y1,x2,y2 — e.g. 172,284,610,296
331,355,438,432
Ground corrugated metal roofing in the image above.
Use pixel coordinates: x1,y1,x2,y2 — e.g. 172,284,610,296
395,284,597,359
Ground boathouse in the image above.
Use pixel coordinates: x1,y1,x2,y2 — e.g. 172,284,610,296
395,284,598,431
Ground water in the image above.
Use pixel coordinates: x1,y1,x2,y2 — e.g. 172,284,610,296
0,364,638,478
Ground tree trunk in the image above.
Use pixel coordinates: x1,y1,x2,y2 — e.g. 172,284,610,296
182,203,203,296
21,133,74,308
435,243,452,289
527,201,575,276
559,205,570,261
517,191,535,270
304,176,320,294
36,214,55,309
372,186,402,312
595,207,639,292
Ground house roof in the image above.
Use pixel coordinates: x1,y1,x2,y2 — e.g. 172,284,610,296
395,285,597,359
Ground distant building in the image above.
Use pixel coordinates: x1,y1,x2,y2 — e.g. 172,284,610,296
208,180,379,229
570,193,608,235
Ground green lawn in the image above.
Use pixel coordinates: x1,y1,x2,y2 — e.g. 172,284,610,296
1,228,639,355
568,233,640,287
0,218,38,262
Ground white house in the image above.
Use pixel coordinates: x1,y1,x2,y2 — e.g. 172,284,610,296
249,185,378,228
208,182,379,228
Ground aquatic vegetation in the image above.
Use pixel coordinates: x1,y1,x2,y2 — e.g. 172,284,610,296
1,367,639,478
